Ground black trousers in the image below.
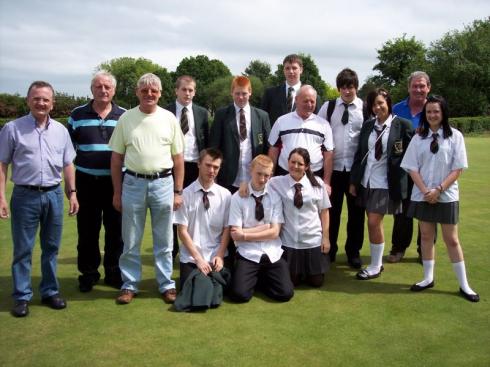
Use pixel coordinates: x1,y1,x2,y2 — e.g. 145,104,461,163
76,170,123,280
230,254,294,303
328,170,365,260
173,161,200,259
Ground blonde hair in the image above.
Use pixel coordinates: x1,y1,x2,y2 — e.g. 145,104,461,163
251,154,274,170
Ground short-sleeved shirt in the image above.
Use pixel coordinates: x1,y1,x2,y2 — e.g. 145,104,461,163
401,127,467,202
174,180,231,264
108,106,184,173
268,111,334,172
0,113,76,186
68,100,126,176
393,98,422,129
318,97,364,171
228,183,284,263
361,116,393,190
269,174,331,250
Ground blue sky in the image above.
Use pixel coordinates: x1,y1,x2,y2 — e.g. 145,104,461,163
1,0,488,96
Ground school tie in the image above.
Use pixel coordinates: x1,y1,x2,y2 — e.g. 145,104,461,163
374,125,387,161
430,133,439,154
293,183,303,209
200,189,210,210
180,107,189,135
341,103,351,125
239,108,247,142
251,194,264,221
286,86,294,112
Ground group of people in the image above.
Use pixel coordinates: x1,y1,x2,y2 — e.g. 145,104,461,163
0,54,480,318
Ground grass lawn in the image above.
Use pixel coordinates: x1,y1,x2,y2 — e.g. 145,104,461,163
0,137,489,367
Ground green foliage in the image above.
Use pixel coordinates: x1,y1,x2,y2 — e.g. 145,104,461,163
98,57,173,109
272,53,327,102
427,17,490,117
0,93,28,118
244,60,273,86
204,75,233,114
173,55,232,108
450,116,490,135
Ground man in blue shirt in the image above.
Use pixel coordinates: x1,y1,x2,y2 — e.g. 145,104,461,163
0,81,78,317
389,71,431,263
68,72,126,292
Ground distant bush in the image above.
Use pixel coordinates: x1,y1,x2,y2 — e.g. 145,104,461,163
450,116,490,135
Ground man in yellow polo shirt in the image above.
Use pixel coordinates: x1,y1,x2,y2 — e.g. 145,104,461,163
109,73,185,305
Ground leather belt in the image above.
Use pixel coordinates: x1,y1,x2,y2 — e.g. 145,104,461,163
18,184,60,192
125,169,172,180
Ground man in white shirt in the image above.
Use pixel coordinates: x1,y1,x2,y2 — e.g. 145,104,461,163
268,85,334,194
317,68,365,268
174,148,232,288
228,155,294,303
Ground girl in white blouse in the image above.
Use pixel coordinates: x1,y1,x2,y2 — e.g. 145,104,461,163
401,95,479,302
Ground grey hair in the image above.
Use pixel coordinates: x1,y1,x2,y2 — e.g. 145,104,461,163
296,84,317,99
91,71,117,89
137,73,162,91
408,71,431,87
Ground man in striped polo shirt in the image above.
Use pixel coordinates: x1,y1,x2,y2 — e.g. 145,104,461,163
68,71,125,292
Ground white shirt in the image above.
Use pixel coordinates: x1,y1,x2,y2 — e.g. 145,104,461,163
232,103,253,187
401,127,467,202
228,183,284,263
174,180,232,264
176,101,200,162
361,115,393,189
285,82,301,111
318,97,364,171
269,174,331,250
268,111,334,172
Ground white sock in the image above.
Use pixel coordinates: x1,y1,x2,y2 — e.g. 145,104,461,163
366,243,384,274
452,261,476,295
416,260,435,287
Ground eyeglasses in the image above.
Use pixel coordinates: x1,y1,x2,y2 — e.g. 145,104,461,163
99,120,108,140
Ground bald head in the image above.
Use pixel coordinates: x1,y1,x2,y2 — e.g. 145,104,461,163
295,85,317,120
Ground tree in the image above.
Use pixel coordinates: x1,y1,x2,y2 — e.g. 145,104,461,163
427,17,490,116
272,53,327,102
244,60,273,86
97,57,173,109
173,55,232,108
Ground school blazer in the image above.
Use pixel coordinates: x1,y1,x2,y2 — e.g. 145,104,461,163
209,104,271,187
350,116,413,201
261,84,322,126
165,102,209,153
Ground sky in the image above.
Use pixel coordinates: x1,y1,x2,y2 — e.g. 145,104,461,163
0,0,488,97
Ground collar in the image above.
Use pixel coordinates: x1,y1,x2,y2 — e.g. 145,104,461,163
337,96,362,108
285,81,301,92
248,182,269,197
234,104,251,114
90,100,116,118
193,179,218,195
287,173,308,188
29,112,51,128
293,110,316,122
375,114,394,130
176,101,192,112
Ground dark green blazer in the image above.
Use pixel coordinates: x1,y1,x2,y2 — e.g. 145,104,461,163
350,116,413,201
165,102,209,153
209,104,271,187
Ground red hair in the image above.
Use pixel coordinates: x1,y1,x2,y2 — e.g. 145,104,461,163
231,76,251,93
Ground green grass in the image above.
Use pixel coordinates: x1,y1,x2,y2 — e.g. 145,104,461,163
1,137,489,367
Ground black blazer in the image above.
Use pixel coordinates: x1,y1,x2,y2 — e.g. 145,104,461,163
209,104,271,187
350,116,413,201
261,84,322,126
165,102,209,154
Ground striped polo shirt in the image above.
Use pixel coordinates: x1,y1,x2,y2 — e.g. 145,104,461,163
68,101,125,175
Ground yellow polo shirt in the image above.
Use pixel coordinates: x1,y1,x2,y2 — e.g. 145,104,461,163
109,106,184,173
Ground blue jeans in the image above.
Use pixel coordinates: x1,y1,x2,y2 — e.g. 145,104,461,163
120,174,175,293
11,185,64,301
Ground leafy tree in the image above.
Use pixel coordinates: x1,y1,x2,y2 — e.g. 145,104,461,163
427,17,490,116
272,53,326,102
98,57,173,109
244,60,273,86
51,93,90,118
173,55,232,108
0,93,28,118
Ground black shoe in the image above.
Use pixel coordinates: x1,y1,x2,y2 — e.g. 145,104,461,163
410,281,434,292
459,288,480,303
41,294,67,310
347,257,362,269
104,276,123,289
356,266,384,280
78,274,99,293
11,301,29,317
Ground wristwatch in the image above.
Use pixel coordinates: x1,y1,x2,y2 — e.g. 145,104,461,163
174,189,183,195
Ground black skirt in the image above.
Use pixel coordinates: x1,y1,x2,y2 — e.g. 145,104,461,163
281,246,330,276
407,201,459,224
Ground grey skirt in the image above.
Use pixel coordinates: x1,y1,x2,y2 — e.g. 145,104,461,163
359,187,402,215
407,201,459,224
281,246,330,276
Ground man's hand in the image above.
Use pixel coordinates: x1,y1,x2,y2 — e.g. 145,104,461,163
321,237,330,254
211,256,224,272
0,198,9,219
113,193,122,212
196,258,212,275
68,194,79,216
173,193,183,211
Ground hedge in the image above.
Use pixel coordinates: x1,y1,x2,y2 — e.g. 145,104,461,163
1,116,490,135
